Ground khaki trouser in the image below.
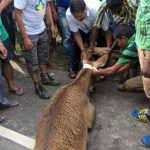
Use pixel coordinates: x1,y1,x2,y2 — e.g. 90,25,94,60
138,49,150,99
122,75,143,92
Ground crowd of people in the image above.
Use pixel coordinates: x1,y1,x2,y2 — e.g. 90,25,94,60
0,0,150,148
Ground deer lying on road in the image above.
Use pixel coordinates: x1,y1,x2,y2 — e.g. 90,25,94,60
34,68,95,150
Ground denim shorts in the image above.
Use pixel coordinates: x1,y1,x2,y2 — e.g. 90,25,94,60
22,30,49,74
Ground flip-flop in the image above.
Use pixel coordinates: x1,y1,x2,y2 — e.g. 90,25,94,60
0,116,5,123
9,101,19,107
10,87,25,96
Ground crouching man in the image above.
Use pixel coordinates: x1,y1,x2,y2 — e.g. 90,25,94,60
92,24,142,92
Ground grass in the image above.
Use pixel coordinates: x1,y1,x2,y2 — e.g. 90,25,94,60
49,42,68,70
15,40,68,71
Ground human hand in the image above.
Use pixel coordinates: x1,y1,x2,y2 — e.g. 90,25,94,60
23,36,33,50
91,67,100,76
0,43,7,59
142,59,150,78
51,25,56,38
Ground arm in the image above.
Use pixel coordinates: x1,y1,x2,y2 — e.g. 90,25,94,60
0,42,7,59
94,62,126,76
73,31,84,51
46,2,56,38
89,2,107,53
89,27,99,51
0,0,11,13
73,31,88,61
117,63,131,73
49,0,58,22
15,8,33,50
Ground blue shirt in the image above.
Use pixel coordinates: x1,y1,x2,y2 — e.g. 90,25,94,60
56,0,70,9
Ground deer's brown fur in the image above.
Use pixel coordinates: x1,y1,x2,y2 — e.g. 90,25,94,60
34,69,95,150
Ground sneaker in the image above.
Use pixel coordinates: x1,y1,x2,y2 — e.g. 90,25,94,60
41,73,60,86
130,108,150,123
47,73,60,86
34,82,50,99
68,68,76,79
140,135,150,148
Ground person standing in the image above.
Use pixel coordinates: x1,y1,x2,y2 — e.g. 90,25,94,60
50,0,78,78
129,0,150,147
0,42,19,110
14,0,60,99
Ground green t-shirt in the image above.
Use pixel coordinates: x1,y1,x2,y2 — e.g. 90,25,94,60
0,17,8,42
135,0,150,50
118,34,139,64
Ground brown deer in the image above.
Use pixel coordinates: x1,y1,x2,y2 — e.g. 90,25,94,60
34,68,95,150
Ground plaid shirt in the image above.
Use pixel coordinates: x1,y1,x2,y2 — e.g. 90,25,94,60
94,0,140,28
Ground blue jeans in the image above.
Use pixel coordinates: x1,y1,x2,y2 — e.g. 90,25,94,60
58,7,80,71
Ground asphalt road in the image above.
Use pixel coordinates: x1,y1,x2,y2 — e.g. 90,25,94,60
0,67,149,150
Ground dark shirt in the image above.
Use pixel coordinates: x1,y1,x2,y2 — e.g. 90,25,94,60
56,0,70,9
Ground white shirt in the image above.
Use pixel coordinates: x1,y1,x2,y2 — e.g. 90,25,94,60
66,0,101,33
14,0,49,35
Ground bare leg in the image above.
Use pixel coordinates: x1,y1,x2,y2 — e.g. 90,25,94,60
2,62,17,91
31,72,41,83
39,64,47,74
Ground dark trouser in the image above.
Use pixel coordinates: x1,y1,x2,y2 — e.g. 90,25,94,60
0,61,11,106
1,11,16,50
70,29,106,71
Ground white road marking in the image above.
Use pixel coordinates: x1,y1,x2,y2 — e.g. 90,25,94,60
0,126,35,149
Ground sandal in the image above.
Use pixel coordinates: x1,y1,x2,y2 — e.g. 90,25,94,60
130,108,150,123
0,100,19,109
10,87,25,96
9,100,19,107
0,116,5,123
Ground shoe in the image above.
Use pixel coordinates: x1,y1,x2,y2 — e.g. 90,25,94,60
34,82,50,99
0,116,5,123
47,73,60,86
9,101,19,107
130,108,150,123
0,100,19,109
140,135,150,148
68,68,76,79
41,73,60,86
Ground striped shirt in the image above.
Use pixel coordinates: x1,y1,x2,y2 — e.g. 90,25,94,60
94,0,140,28
118,34,138,64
